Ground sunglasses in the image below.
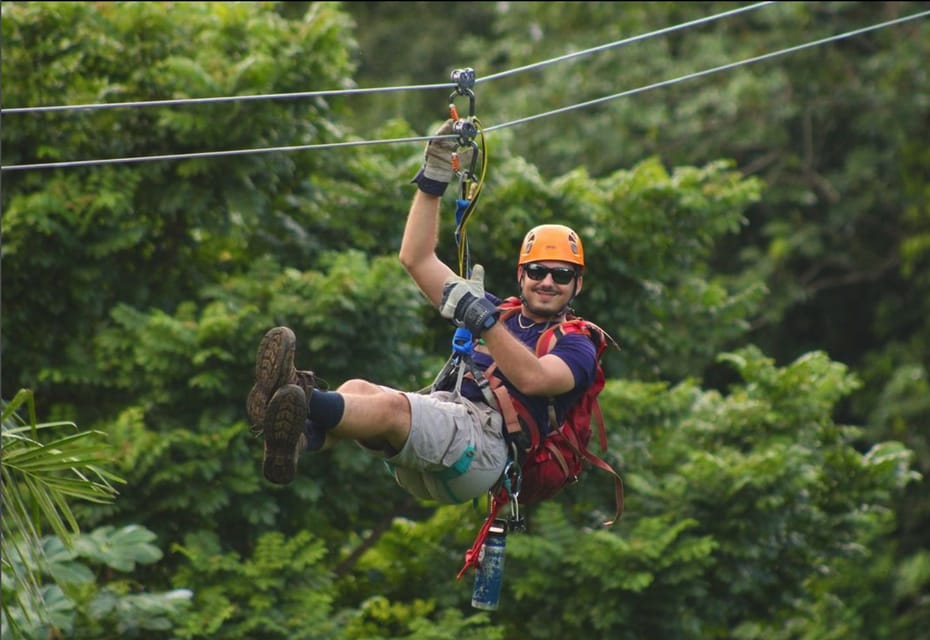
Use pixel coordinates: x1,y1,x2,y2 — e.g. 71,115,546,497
524,263,579,285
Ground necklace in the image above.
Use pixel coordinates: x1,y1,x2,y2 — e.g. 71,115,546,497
517,313,539,330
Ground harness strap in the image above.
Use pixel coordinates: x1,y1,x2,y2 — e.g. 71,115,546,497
582,451,624,526
544,439,571,477
471,368,498,407
485,373,521,436
485,368,542,449
471,362,542,447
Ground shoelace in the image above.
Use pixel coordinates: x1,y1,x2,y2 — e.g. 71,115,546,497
249,370,329,437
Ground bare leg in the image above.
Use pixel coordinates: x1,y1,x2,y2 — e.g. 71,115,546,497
321,379,412,452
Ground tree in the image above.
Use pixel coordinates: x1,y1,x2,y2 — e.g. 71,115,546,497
1,3,922,638
1,0,358,414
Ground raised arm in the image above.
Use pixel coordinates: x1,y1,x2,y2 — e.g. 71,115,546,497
399,189,456,307
399,119,467,307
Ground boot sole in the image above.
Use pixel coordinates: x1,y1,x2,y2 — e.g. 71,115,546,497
246,326,296,427
263,385,307,485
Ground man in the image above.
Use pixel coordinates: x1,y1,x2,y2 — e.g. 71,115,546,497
246,121,598,504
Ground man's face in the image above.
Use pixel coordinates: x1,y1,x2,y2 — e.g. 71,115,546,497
519,261,582,319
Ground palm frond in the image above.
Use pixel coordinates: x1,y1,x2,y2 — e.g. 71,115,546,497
1,388,125,633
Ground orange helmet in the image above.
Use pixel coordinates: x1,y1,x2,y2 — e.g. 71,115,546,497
518,224,585,270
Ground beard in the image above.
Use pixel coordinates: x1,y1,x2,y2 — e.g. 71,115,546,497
522,289,569,319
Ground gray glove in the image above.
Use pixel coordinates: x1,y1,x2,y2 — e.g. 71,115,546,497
422,119,458,184
439,264,500,335
412,119,477,196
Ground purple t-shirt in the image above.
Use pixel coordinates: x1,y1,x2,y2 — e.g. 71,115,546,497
461,293,598,436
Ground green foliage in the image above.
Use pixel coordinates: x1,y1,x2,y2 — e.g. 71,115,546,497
2,525,189,640
490,347,916,639
2,0,358,401
586,158,766,378
340,597,503,640
170,530,332,639
336,505,507,639
334,1,500,134
2,390,122,532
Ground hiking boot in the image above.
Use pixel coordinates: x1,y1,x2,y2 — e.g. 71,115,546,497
247,327,327,433
263,384,309,485
247,326,297,428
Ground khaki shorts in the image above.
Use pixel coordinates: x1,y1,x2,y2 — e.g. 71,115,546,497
380,390,507,504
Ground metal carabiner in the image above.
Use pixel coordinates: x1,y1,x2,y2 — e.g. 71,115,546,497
504,461,526,532
452,136,480,182
503,460,522,499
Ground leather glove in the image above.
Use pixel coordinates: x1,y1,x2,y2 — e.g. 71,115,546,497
411,119,476,196
439,264,500,335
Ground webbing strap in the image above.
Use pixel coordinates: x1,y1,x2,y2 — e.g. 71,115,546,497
484,365,542,449
471,365,499,409
466,362,527,441
491,383,521,436
544,439,571,477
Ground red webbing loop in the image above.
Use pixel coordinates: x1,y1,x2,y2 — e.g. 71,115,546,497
558,421,625,526
593,399,608,451
457,495,507,579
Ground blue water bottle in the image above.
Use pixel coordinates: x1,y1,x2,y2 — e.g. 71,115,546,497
471,520,507,610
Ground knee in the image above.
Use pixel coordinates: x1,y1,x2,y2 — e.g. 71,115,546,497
337,378,379,394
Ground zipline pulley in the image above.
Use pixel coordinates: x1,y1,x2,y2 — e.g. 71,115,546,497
448,67,477,120
448,68,479,183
